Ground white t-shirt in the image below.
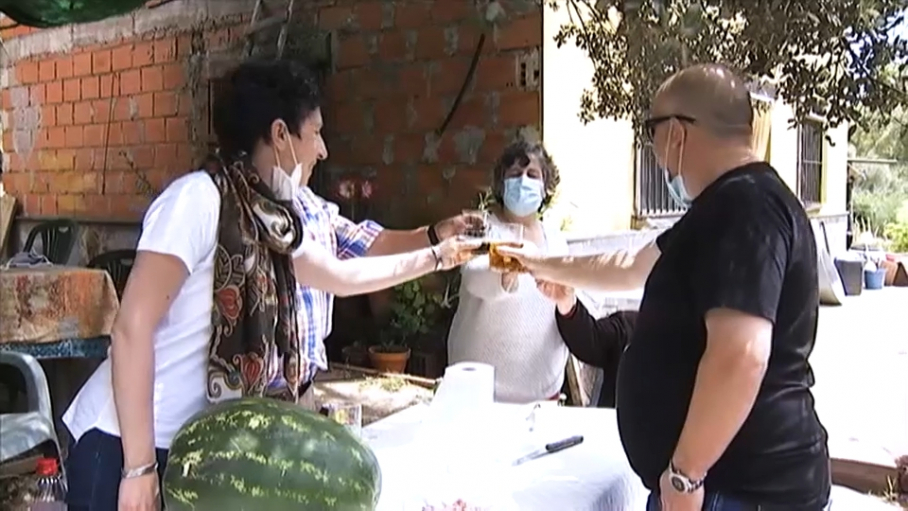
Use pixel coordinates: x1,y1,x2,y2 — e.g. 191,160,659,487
63,171,220,449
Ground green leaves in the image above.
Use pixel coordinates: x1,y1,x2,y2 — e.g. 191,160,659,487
553,0,908,133
380,279,445,347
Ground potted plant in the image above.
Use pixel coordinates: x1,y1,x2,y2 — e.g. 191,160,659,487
407,271,462,377
369,279,442,373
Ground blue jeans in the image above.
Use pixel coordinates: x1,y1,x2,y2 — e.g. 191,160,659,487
646,492,832,511
647,492,759,510
65,428,169,511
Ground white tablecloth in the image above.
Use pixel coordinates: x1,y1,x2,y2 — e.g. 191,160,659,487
363,403,648,510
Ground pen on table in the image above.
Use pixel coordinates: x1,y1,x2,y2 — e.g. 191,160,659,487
512,435,584,466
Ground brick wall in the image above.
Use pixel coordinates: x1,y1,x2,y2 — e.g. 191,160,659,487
314,0,542,226
0,9,246,222
0,0,542,228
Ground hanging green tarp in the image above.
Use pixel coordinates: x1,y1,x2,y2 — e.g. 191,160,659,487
0,0,148,29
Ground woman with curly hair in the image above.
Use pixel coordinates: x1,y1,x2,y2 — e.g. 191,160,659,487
446,140,570,403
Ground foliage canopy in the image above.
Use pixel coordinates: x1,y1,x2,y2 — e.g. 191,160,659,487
548,0,908,133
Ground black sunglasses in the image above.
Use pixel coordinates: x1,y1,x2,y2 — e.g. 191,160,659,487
643,114,697,140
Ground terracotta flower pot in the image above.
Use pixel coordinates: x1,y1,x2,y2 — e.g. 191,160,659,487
368,345,411,374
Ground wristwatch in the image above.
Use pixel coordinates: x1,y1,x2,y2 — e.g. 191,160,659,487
667,460,705,493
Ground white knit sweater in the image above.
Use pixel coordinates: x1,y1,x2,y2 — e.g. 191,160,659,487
447,217,570,403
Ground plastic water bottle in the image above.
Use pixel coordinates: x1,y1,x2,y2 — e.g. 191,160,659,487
29,457,66,510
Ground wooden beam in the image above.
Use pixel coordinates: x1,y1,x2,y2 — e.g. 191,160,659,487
326,362,439,389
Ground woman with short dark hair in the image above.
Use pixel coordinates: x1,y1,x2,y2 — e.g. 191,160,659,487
447,140,570,403
63,60,477,511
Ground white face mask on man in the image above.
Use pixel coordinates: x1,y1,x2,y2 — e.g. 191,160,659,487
270,123,304,201
661,121,693,208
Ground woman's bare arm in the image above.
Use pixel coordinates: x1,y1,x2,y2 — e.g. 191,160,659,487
111,252,188,469
293,242,436,297
293,236,479,296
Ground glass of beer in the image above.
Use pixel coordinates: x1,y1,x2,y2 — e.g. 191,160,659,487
488,223,526,273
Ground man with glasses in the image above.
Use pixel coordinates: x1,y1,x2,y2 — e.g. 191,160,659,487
500,63,831,510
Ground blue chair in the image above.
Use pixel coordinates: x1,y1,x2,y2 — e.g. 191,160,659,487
0,352,63,472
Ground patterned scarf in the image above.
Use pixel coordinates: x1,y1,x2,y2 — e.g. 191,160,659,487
205,154,303,403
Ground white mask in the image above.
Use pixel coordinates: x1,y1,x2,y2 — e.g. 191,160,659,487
661,121,692,208
271,126,303,201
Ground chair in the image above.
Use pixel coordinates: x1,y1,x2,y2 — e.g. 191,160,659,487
88,249,137,299
22,219,78,265
587,369,605,408
0,352,62,469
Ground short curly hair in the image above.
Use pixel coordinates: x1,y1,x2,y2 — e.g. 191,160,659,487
491,140,561,213
211,59,322,159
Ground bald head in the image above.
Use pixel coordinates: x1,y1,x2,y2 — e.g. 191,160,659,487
653,64,754,139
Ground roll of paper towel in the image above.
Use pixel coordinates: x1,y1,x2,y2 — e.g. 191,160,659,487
421,362,495,433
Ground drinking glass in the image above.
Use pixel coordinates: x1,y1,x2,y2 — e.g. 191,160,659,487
461,209,490,239
488,223,526,272
320,401,363,437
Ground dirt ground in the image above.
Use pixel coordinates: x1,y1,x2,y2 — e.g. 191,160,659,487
811,287,908,465
811,286,908,508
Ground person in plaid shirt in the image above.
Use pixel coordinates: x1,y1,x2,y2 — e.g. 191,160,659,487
267,77,480,400
288,186,475,395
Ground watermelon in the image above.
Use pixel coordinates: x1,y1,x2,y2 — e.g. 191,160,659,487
162,398,382,511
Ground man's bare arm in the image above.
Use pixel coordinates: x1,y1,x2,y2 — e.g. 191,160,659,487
526,241,661,291
671,308,772,480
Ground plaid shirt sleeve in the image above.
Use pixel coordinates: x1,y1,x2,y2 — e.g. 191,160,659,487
327,202,384,260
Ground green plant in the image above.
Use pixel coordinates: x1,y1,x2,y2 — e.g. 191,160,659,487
378,279,445,349
473,188,496,211
884,221,908,253
851,163,908,234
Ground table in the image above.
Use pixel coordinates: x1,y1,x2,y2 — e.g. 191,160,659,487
0,337,110,358
0,266,118,357
363,403,648,510
0,266,118,451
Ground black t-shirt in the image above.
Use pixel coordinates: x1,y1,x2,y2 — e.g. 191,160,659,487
616,162,831,508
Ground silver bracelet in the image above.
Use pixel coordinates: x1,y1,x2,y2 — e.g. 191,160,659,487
122,461,158,480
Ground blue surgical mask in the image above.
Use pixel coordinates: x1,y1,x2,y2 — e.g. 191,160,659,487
663,170,693,208
661,121,692,208
503,176,544,217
